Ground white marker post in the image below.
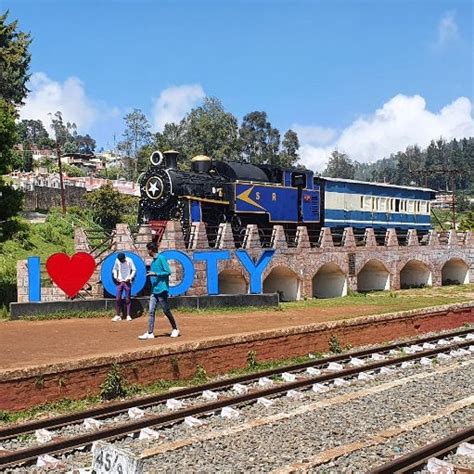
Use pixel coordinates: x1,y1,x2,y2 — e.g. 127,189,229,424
92,441,144,474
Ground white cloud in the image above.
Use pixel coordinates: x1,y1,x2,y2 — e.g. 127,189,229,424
298,94,474,171
437,11,459,46
291,125,336,146
152,84,205,132
20,72,117,133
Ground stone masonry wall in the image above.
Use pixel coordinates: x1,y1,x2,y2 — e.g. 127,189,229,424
16,222,474,303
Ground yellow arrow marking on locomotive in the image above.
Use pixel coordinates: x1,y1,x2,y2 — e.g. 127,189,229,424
236,186,265,210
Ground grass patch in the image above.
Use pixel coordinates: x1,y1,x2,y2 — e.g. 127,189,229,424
20,310,116,321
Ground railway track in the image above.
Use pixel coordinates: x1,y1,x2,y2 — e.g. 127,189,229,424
1,327,473,470
370,425,474,473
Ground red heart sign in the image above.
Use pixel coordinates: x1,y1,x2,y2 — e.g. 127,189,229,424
46,252,96,298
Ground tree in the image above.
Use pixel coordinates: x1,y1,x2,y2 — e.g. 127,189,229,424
0,99,17,173
119,109,151,180
17,119,53,148
50,111,77,213
323,151,356,179
239,111,280,165
75,134,96,154
181,97,240,162
85,184,129,229
458,211,474,231
0,12,32,106
279,129,300,167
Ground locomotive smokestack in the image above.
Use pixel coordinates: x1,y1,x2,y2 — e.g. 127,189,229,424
191,155,211,173
164,150,179,169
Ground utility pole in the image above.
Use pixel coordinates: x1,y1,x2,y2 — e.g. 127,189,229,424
55,138,67,214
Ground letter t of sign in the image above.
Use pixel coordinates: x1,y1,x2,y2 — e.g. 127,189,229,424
193,250,231,295
235,250,275,294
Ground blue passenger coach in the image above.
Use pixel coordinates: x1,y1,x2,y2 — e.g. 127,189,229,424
318,177,436,233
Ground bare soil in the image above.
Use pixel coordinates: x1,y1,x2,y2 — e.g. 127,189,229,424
0,305,382,371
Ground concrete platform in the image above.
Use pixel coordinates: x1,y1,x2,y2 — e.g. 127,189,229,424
9,294,279,319
0,301,473,410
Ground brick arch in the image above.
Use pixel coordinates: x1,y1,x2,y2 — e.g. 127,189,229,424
357,258,391,292
397,255,435,276
263,264,302,301
441,257,470,285
399,259,433,288
438,251,470,268
262,260,302,281
308,254,349,277
312,262,348,298
355,257,392,277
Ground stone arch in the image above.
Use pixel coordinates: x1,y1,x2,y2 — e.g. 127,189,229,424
357,259,390,292
312,263,347,298
263,265,301,301
400,260,432,288
441,258,470,285
218,269,248,294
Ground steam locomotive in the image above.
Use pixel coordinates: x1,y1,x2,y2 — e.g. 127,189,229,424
138,150,435,245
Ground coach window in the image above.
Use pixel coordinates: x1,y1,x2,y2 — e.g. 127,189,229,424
360,196,364,209
395,199,400,212
426,202,430,213
364,196,371,210
380,198,386,212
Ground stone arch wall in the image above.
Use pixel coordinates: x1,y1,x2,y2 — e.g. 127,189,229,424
263,265,302,301
441,258,470,285
16,224,473,303
400,259,433,288
218,269,249,294
357,259,391,292
312,263,347,298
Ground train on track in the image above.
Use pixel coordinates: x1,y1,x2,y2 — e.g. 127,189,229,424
138,150,436,246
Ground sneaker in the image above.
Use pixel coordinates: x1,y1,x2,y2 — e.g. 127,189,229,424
170,329,180,338
112,315,122,322
126,315,132,321
138,332,154,340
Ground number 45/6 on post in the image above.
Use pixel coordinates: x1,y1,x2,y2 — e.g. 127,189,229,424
92,442,144,474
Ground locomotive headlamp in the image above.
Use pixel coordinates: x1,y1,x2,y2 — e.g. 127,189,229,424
150,150,164,166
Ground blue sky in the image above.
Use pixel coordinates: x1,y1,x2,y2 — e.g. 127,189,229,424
7,0,474,168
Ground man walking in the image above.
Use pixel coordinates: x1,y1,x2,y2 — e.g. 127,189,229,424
139,242,180,339
112,252,136,321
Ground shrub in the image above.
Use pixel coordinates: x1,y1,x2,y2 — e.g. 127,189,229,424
100,363,127,400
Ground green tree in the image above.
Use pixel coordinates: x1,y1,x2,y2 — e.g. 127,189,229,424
323,151,355,179
458,210,474,231
0,181,23,222
279,129,300,167
0,99,17,173
75,134,96,154
0,11,32,106
85,184,129,229
239,111,280,165
182,97,240,162
119,109,151,180
17,119,54,148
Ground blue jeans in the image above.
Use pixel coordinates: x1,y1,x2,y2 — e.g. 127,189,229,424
148,291,177,334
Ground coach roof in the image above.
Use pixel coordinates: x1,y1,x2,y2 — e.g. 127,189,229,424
319,176,436,193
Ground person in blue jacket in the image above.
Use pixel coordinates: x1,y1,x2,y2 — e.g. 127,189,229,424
139,242,180,340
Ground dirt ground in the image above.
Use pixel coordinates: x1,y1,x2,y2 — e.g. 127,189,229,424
0,305,384,371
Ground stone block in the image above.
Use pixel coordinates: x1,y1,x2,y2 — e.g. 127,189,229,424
385,229,399,247
363,228,377,247
296,226,311,249
343,227,356,248
319,227,334,248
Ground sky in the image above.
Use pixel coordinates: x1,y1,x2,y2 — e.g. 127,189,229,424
6,0,474,170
